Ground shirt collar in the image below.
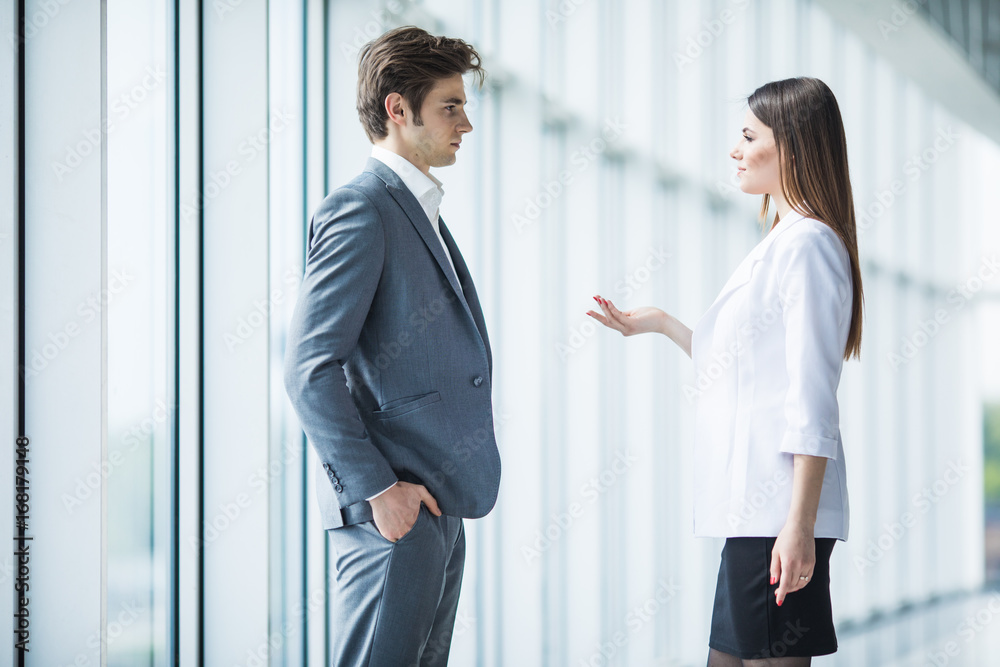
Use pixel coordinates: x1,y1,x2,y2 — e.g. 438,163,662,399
763,208,807,237
370,145,444,220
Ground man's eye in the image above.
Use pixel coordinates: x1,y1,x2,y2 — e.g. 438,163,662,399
445,106,455,111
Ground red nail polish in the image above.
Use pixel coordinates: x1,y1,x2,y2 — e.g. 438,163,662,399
770,576,777,585
777,598,783,607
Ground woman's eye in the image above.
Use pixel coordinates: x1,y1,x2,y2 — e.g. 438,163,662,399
743,135,752,142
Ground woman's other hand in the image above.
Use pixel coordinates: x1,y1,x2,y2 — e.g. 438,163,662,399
587,295,668,337
770,521,816,607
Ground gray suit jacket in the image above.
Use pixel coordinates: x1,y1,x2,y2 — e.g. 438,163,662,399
284,158,501,530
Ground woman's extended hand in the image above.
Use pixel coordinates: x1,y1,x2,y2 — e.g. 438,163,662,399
586,295,669,337
770,521,816,607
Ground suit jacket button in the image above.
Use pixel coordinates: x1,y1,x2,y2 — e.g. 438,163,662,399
473,376,483,387
334,484,343,493
322,463,331,470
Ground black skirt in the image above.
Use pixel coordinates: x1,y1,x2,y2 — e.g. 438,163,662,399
709,536,839,659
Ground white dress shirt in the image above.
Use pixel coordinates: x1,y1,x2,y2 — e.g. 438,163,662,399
689,211,853,540
365,145,459,502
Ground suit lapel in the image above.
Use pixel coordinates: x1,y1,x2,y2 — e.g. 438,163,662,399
366,159,468,306
439,219,492,371
364,159,490,364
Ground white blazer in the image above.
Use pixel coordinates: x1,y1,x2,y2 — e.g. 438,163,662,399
689,210,853,540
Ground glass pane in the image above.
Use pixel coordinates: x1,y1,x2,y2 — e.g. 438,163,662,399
106,1,172,664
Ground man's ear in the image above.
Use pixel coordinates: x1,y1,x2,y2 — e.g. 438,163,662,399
384,92,408,129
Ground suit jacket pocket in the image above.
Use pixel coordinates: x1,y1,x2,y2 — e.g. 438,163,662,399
372,391,441,420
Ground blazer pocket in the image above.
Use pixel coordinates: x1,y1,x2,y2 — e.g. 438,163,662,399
372,391,441,420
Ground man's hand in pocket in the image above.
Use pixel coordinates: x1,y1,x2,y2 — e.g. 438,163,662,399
369,481,442,542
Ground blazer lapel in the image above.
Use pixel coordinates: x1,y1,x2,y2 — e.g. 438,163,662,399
365,159,469,306
704,212,805,312
439,219,492,372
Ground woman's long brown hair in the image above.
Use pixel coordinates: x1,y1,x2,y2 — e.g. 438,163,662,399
749,77,864,361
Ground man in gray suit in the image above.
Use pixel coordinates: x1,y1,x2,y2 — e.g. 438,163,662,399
283,26,501,666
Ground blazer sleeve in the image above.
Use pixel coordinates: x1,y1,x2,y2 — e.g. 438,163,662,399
775,226,853,460
283,186,398,506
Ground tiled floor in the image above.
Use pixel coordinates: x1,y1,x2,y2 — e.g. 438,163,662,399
816,589,1000,666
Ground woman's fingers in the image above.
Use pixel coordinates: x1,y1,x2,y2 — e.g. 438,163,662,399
591,296,621,330
790,570,814,592
604,298,624,319
586,309,612,327
772,552,815,606
769,548,784,605
596,295,630,331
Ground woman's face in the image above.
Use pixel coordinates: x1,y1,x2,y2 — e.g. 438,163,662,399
730,109,780,196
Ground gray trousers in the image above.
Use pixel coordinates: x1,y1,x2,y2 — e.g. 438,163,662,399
326,505,466,666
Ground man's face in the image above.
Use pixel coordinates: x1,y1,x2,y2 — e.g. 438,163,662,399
399,74,472,173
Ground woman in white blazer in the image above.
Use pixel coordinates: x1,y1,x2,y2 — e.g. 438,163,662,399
589,78,864,666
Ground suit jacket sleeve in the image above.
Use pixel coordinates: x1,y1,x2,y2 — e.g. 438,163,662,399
775,226,853,460
283,186,398,506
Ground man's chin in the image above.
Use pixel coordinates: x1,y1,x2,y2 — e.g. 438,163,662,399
431,155,458,168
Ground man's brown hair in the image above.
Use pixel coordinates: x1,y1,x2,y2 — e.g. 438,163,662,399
357,26,485,142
